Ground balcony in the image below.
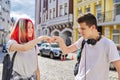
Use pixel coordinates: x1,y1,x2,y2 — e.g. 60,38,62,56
114,0,120,3
78,0,82,3
97,9,120,26
47,14,73,26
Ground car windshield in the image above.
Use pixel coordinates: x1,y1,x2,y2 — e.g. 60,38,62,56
51,44,59,48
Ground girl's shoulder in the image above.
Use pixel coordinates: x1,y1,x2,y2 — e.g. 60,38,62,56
7,40,18,53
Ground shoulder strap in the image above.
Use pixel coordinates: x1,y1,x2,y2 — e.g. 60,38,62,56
11,51,17,68
77,40,85,63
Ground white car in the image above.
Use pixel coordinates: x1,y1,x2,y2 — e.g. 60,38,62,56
39,43,67,59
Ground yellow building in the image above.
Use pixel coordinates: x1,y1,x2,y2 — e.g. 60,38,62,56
73,0,120,48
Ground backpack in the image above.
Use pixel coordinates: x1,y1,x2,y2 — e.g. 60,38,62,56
2,51,17,80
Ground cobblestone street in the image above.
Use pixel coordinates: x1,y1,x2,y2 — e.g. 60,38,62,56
0,51,118,80
38,53,118,80
38,54,76,80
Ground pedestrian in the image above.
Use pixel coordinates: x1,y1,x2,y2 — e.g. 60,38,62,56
7,18,50,80
51,13,120,80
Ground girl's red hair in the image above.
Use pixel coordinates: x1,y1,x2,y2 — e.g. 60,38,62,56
10,18,35,44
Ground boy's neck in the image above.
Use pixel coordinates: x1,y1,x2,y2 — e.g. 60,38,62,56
92,32,100,40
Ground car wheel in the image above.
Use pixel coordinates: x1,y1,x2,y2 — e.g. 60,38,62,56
5,50,7,53
110,63,116,70
2,50,5,53
65,54,68,57
39,51,43,56
50,52,54,59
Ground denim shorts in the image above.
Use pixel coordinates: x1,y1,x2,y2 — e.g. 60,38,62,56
10,71,36,80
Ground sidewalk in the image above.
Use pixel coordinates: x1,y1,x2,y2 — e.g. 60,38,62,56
109,70,118,80
0,52,118,80
0,46,3,80
0,62,118,80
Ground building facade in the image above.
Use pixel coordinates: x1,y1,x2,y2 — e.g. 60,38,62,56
73,0,120,47
0,0,11,46
35,0,73,45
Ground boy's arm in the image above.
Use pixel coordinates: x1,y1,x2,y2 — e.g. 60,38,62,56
113,60,120,80
52,36,78,54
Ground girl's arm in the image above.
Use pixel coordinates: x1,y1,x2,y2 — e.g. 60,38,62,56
9,36,50,52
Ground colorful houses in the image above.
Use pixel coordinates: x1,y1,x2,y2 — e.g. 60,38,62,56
35,0,120,48
73,0,120,47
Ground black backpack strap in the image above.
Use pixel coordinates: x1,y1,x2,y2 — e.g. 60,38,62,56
11,51,17,68
77,40,85,63
5,51,17,80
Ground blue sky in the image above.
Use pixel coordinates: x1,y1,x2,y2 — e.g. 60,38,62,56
10,0,35,23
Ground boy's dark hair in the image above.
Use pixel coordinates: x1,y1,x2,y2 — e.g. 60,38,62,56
77,13,97,29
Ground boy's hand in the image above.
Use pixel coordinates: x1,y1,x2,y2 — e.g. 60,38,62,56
43,36,52,43
51,36,63,43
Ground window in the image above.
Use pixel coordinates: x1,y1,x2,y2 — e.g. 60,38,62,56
43,14,45,22
45,30,47,35
53,8,55,18
59,5,63,16
86,7,90,13
8,20,10,23
78,9,82,16
64,3,67,15
0,10,1,15
0,5,2,12
2,18,5,21
96,4,102,21
8,0,10,4
114,0,120,3
112,30,120,45
49,0,51,3
49,9,52,19
78,0,82,3
115,4,120,15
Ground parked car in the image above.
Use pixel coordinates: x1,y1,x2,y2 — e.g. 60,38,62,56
39,43,67,59
109,50,120,70
2,44,8,53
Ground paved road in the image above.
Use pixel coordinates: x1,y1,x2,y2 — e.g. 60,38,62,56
0,51,118,80
38,53,118,80
38,54,76,80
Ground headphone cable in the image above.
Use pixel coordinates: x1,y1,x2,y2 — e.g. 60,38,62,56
85,43,87,80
